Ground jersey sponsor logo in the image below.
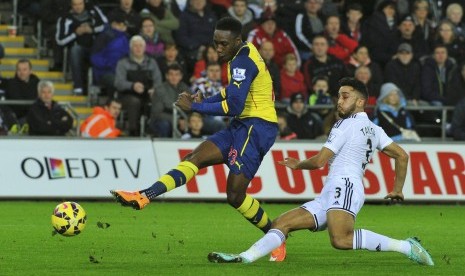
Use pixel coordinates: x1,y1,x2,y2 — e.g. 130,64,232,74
235,161,244,170
233,81,242,89
232,67,246,81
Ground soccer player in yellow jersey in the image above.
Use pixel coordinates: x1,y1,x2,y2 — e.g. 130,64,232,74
111,17,286,261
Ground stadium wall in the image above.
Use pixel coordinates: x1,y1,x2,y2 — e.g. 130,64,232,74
0,138,464,201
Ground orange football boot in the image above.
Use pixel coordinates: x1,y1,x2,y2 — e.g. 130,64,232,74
269,242,286,262
110,190,150,210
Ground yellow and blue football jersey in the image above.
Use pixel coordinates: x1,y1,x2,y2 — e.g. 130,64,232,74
192,42,277,123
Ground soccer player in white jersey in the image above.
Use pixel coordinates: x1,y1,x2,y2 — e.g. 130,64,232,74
208,77,434,266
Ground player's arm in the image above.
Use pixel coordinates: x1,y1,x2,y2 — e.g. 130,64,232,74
190,54,258,116
201,88,226,103
278,147,334,170
381,142,409,201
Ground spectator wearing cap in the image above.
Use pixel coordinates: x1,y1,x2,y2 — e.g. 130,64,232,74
324,15,358,64
285,92,323,139
292,0,325,62
361,0,398,68
247,8,300,68
107,0,142,36
340,3,364,42
384,43,425,106
397,15,430,60
90,13,130,97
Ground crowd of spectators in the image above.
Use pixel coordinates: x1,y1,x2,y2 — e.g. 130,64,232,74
1,0,464,141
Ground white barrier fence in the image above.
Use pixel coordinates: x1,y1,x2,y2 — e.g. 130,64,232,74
0,138,464,201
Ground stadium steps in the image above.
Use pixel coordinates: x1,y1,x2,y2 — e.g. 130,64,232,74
54,95,88,104
0,35,25,47
0,24,7,35
0,23,91,121
0,58,50,71
74,106,94,119
4,47,37,58
1,70,64,81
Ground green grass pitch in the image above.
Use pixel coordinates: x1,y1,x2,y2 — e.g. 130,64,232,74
0,201,462,275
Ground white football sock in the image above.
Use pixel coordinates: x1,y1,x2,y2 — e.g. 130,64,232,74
240,229,285,262
353,229,411,255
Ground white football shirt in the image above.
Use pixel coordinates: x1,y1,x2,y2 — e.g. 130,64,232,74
323,112,393,181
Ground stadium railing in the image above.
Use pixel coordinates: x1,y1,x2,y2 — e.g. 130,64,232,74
171,103,455,141
0,99,80,135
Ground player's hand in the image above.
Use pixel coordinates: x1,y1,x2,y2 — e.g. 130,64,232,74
175,92,193,111
194,90,204,103
384,191,404,202
278,157,301,170
75,25,86,35
133,82,145,94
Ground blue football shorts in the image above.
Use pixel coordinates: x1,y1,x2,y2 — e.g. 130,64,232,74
207,117,278,180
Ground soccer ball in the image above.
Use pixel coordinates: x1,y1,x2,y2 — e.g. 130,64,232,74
51,201,87,236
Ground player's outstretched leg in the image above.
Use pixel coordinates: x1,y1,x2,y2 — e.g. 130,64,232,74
407,237,434,266
207,252,250,263
110,161,199,210
110,190,149,210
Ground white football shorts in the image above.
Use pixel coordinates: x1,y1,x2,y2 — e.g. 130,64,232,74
301,176,365,231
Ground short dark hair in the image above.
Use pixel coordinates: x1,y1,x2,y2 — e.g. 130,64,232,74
106,97,122,106
312,75,329,84
338,77,368,99
17,58,32,69
312,34,328,43
206,61,221,68
166,63,183,73
433,43,448,53
346,3,363,13
215,17,243,38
